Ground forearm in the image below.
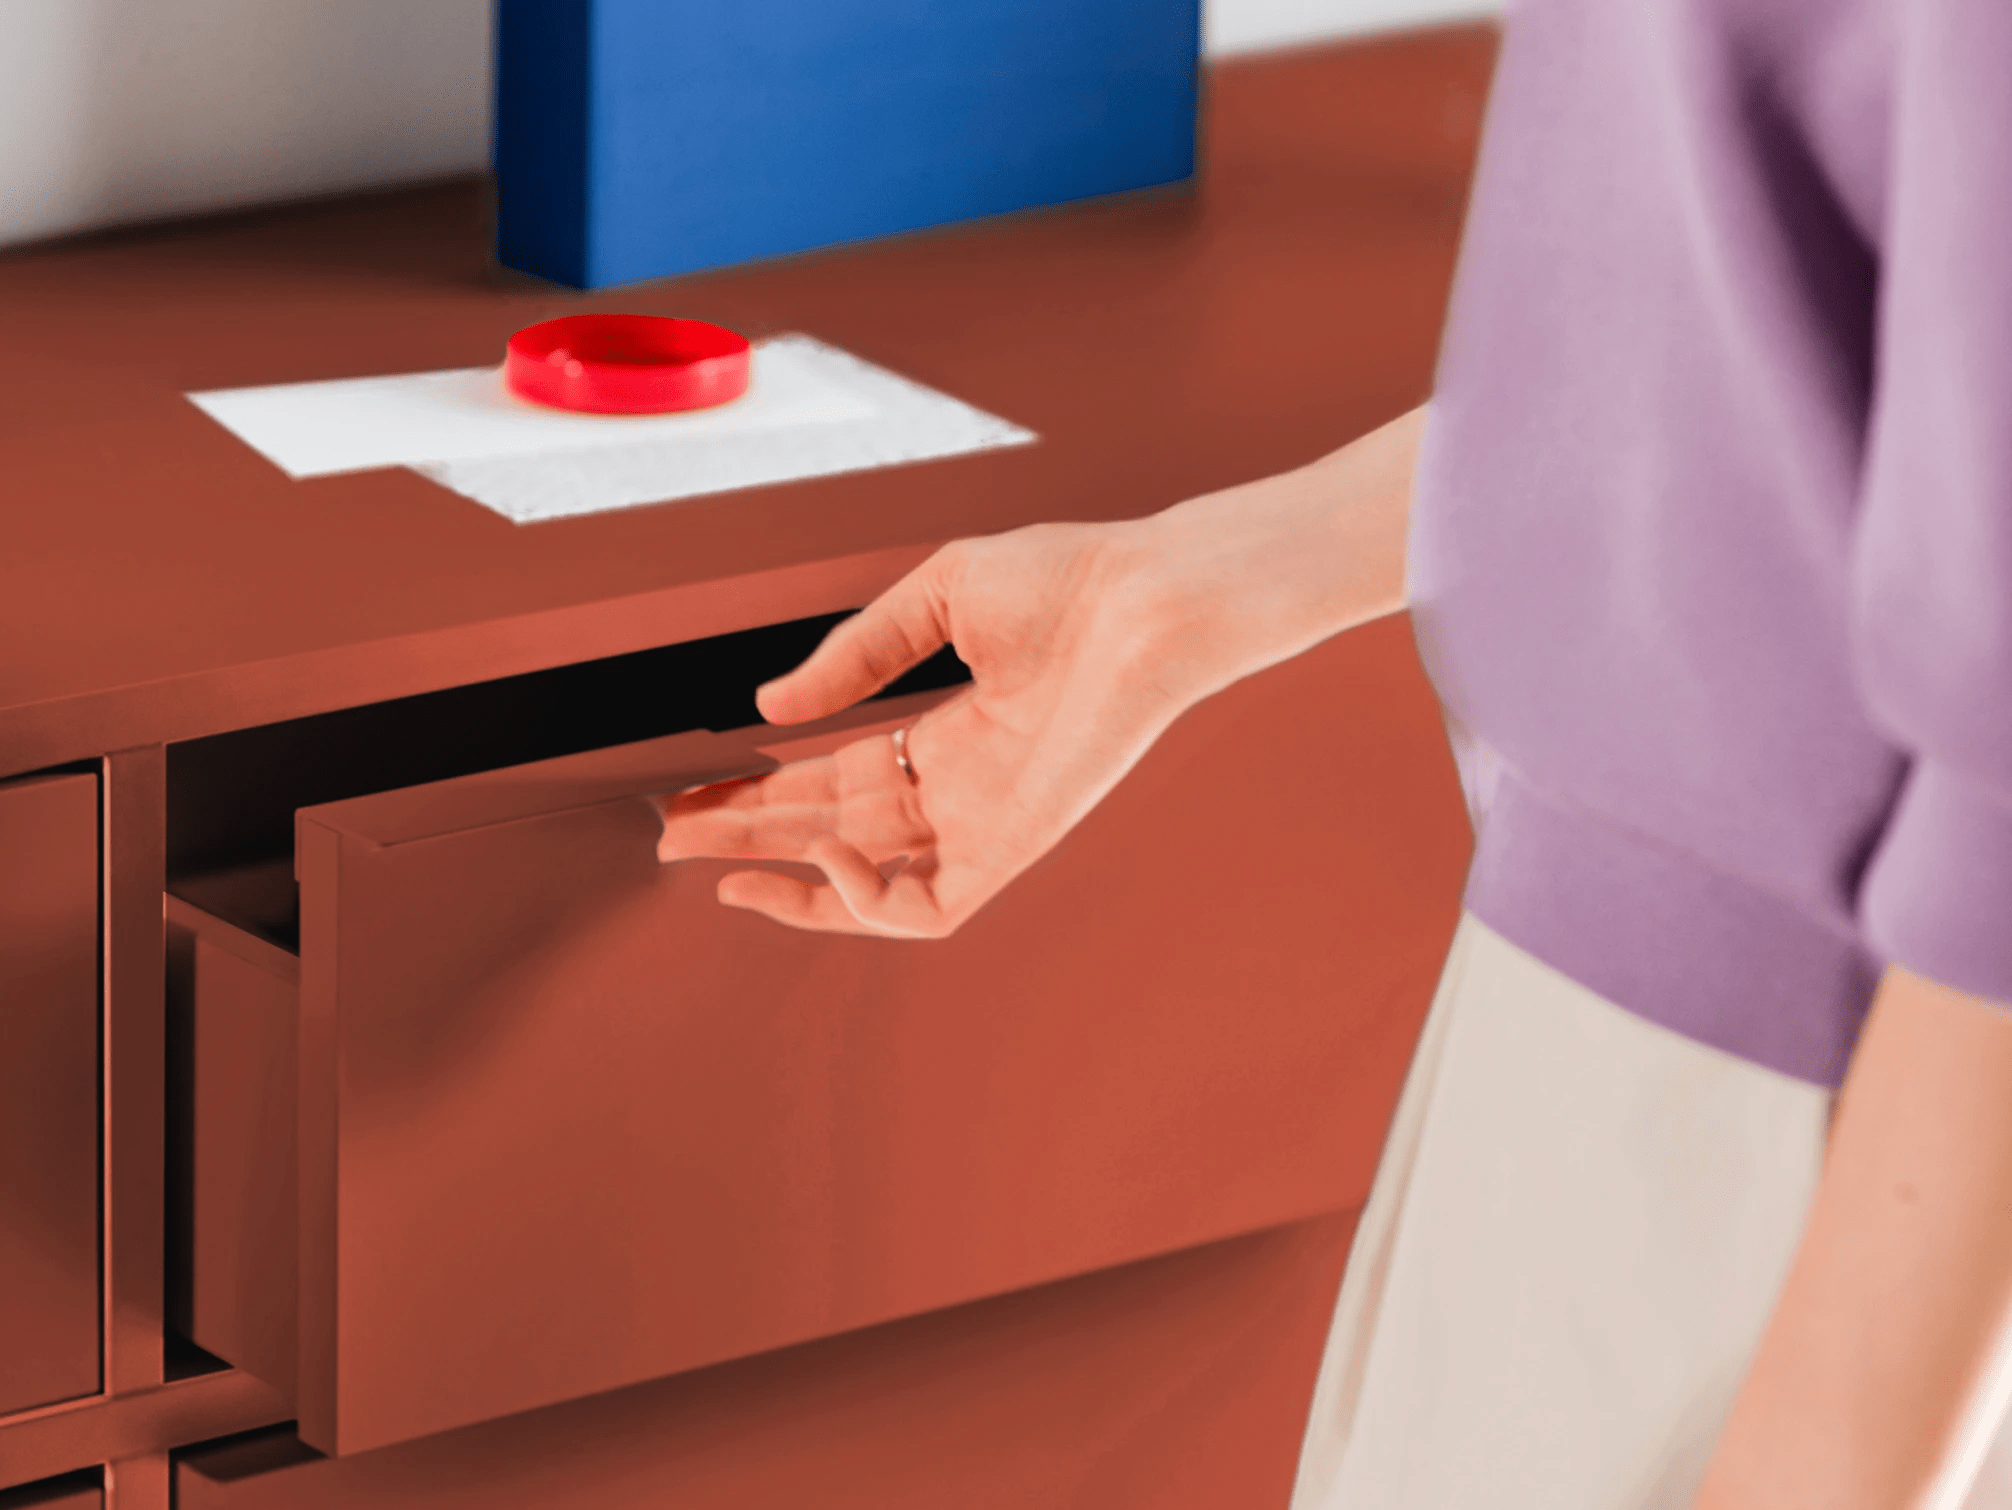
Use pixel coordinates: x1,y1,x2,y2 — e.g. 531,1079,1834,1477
1694,966,2012,1510
1118,404,1424,705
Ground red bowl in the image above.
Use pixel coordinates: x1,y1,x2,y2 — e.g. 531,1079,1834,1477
505,314,751,414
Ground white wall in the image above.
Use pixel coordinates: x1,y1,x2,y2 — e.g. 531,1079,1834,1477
1206,0,1497,57
0,0,1499,251
0,0,492,248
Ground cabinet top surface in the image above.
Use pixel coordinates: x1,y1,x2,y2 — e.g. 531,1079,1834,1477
0,29,1491,773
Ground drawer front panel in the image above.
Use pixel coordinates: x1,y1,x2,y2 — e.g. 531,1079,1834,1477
0,772,101,1417
249,617,1465,1455
176,1215,1358,1510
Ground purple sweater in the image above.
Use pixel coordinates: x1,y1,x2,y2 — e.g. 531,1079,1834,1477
1409,0,2012,1088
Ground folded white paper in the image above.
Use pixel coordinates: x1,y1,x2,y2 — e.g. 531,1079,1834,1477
187,334,1037,524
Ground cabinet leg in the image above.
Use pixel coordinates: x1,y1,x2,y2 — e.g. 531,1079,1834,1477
104,747,167,1395
105,1453,169,1510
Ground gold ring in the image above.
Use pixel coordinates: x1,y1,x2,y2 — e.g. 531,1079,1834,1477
891,726,914,782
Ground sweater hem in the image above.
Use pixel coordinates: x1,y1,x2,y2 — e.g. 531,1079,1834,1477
1463,769,1883,1089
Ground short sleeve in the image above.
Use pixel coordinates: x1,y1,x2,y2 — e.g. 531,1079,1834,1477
1852,0,2012,1006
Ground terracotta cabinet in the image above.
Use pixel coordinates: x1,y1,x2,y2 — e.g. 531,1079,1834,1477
0,27,1496,1501
168,620,1469,1458
0,772,101,1418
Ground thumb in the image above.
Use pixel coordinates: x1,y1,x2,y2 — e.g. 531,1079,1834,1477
756,548,958,725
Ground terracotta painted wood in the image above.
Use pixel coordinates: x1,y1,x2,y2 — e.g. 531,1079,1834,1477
0,1372,282,1492
0,774,100,1417
0,24,1498,1500
0,29,1495,779
176,929,299,1403
101,1455,165,1510
101,750,166,1397
174,619,1467,1455
175,1214,1359,1510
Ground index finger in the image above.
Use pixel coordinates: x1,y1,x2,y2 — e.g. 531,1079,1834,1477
755,544,963,725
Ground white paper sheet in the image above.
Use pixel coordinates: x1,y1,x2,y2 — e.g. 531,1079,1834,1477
186,334,1036,524
187,335,881,479
419,337,1037,524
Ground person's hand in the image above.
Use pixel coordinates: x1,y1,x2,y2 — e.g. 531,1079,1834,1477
654,519,1193,936
655,405,1424,937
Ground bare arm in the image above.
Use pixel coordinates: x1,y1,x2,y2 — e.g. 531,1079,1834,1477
1119,402,1422,704
1694,967,2012,1510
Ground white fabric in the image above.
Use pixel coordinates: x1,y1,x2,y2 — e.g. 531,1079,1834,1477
1287,910,2012,1509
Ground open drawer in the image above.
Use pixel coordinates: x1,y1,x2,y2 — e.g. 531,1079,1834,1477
166,616,1471,1457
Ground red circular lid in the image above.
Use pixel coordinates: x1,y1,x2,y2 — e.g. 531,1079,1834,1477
505,314,752,415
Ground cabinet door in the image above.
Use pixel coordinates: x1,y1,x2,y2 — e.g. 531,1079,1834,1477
0,772,101,1416
185,617,1470,1457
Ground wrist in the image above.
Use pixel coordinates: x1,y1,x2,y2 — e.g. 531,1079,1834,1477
1109,499,1279,706
1111,413,1421,704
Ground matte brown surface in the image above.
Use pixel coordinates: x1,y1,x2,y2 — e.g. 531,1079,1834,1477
0,774,100,1416
0,1372,282,1491
100,1456,164,1510
181,936,298,1404
0,27,1493,776
175,1215,1358,1510
178,618,1467,1455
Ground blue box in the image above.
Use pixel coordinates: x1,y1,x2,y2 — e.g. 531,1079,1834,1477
494,0,1201,290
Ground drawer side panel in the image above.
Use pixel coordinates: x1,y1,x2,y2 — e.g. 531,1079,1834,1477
188,936,300,1400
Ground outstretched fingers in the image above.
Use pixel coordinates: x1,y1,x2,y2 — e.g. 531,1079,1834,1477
657,732,932,868
714,840,942,937
806,836,950,938
714,866,891,936
655,757,837,856
755,548,961,725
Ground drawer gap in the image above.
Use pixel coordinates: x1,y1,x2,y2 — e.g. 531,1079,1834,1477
165,610,969,892
170,856,301,954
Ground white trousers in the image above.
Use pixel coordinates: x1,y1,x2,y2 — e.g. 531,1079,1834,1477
1288,911,2012,1510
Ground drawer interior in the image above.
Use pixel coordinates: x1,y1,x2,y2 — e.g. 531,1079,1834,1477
164,608,967,950
0,1468,102,1510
